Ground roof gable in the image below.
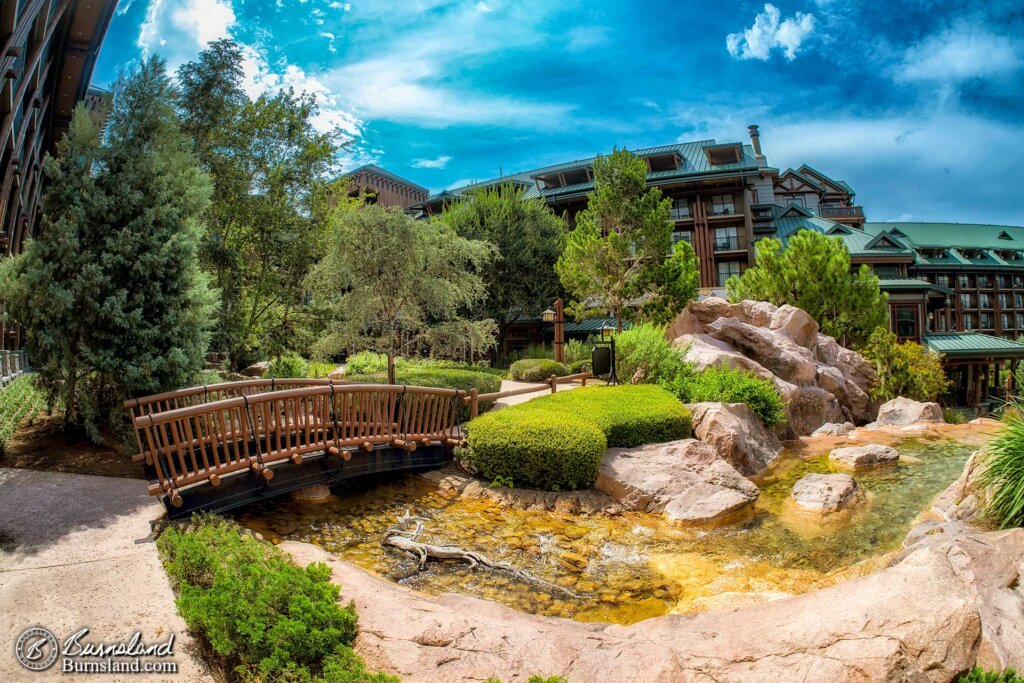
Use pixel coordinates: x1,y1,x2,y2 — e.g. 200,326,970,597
797,164,852,195
344,164,429,194
864,231,908,251
776,168,824,193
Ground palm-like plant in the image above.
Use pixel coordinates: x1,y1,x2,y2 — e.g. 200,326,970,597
979,402,1024,528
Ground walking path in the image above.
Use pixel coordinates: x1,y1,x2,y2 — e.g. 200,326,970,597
493,378,586,409
0,468,211,682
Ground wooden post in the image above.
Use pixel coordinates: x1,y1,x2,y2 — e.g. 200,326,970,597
469,388,479,419
549,375,557,394
581,367,588,387
967,364,974,407
554,298,565,363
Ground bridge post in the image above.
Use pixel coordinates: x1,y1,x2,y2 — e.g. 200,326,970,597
469,388,479,419
548,375,557,394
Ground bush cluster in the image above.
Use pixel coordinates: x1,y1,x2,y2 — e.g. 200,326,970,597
0,375,46,456
461,385,691,490
861,328,949,402
979,401,1024,528
957,668,1022,683
614,322,685,384
509,358,570,382
661,365,787,427
158,515,396,683
266,351,309,379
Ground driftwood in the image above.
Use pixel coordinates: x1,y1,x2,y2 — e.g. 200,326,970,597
383,510,576,597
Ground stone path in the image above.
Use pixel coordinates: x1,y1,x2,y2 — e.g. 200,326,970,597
493,378,585,408
0,468,211,682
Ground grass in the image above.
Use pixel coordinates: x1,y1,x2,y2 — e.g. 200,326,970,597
0,374,47,457
978,401,1024,528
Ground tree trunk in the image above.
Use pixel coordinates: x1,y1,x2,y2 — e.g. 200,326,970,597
387,352,396,385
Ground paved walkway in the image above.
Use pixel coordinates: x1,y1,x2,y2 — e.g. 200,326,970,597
0,469,211,682
493,378,586,409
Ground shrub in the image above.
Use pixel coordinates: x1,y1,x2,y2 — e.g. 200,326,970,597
460,411,605,490
662,365,788,427
614,322,685,384
345,351,389,375
0,374,46,457
979,401,1024,528
509,358,570,382
861,328,949,402
345,366,501,422
266,351,308,379
563,339,589,365
307,361,336,379
158,515,397,683
462,385,691,490
957,668,1022,683
943,407,971,425
567,359,589,374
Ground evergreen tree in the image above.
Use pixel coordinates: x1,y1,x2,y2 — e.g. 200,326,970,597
726,229,888,347
438,183,565,363
555,148,699,330
1,57,216,440
308,204,494,384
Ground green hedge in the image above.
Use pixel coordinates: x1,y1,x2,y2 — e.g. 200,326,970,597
461,385,691,490
345,367,501,422
158,515,397,683
509,358,570,382
661,365,787,427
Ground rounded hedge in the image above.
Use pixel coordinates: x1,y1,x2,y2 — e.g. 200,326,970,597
509,358,570,382
461,410,606,491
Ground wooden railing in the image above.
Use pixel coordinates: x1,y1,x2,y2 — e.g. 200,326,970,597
127,383,465,507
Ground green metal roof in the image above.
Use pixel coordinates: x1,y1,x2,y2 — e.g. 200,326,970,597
343,164,429,194
924,333,1024,359
862,222,1024,250
877,277,953,294
564,317,632,334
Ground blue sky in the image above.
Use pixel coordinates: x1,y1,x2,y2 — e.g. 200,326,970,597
96,0,1024,225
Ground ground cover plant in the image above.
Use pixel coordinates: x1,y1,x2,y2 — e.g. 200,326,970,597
978,401,1024,528
158,514,397,683
461,385,691,490
0,375,47,457
957,668,1022,683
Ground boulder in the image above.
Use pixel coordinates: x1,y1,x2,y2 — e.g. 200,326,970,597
664,308,704,340
874,396,944,426
769,305,819,349
705,317,818,386
836,347,877,396
829,444,899,468
813,333,842,366
811,422,855,437
788,386,846,436
736,300,778,327
688,402,782,475
686,296,736,325
595,439,759,523
791,473,861,512
241,360,269,377
674,333,774,379
328,367,346,381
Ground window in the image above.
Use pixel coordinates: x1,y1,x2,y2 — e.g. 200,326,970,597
1000,293,1013,309
934,274,954,289
958,274,974,289
749,189,759,204
1016,275,1024,288
978,275,993,288
960,293,976,310
873,265,901,277
1003,313,1014,330
1017,293,1024,309
670,231,692,254
980,293,993,309
717,261,743,286
998,275,1012,289
713,226,740,251
892,305,918,340
670,198,690,219
1018,313,1024,328
711,194,736,216
964,314,977,331
981,313,995,329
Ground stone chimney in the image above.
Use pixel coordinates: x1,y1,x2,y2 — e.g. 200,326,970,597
748,124,764,159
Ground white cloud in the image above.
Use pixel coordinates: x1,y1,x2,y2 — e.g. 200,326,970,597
138,0,236,70
895,22,1023,84
566,26,609,52
726,3,816,61
328,1,350,9
411,155,452,169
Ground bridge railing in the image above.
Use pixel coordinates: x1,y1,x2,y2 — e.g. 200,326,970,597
128,383,465,507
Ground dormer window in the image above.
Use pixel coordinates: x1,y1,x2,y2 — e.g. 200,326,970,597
999,231,1013,240
703,143,742,165
646,153,681,171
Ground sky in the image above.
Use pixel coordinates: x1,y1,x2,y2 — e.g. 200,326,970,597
94,0,1024,225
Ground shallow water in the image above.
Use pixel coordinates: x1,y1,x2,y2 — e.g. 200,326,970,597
236,430,994,625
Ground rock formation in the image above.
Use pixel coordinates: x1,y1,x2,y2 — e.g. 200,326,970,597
595,439,759,523
811,421,855,437
829,444,900,469
688,402,782,475
870,396,944,426
668,298,877,436
791,473,861,512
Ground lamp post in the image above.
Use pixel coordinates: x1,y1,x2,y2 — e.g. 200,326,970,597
541,298,565,362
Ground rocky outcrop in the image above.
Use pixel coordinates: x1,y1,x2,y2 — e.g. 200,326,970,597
688,402,782,476
791,473,861,512
419,468,622,515
668,298,877,435
829,444,900,469
281,521,1024,682
595,439,759,523
811,421,855,437
241,360,269,377
872,396,944,426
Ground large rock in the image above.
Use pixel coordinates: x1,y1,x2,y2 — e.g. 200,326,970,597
595,439,759,523
811,421,855,437
705,317,818,386
280,523,1024,682
829,444,899,468
664,307,704,339
788,386,846,436
675,333,773,379
874,396,944,426
736,300,778,327
241,360,269,377
689,402,782,475
791,473,861,512
686,296,736,325
769,305,819,349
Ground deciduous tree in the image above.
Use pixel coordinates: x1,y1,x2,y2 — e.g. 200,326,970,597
555,148,698,330
726,229,887,347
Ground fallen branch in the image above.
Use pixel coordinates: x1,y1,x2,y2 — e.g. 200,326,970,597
383,510,576,597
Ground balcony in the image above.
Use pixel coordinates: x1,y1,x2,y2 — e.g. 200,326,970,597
819,205,864,219
706,206,739,220
712,234,747,253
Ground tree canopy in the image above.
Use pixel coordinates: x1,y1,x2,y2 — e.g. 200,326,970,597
555,148,699,330
861,328,949,402
725,229,888,347
307,204,495,383
0,56,216,440
437,183,565,362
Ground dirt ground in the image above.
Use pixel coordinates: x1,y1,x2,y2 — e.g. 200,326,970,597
1,413,144,479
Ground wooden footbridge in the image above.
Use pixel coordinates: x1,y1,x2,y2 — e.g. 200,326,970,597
126,373,588,518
